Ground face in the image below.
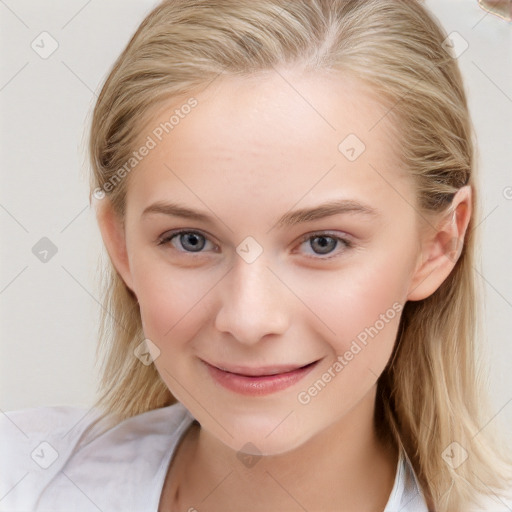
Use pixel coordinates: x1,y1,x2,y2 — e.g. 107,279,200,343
104,68,429,455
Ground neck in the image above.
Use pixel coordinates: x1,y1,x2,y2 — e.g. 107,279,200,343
168,385,398,512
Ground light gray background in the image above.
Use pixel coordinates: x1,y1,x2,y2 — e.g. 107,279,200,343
1,1,511,438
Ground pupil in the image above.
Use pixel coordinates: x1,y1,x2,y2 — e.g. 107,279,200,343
182,233,204,251
312,236,335,254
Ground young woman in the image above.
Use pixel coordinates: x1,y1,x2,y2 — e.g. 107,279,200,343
2,1,512,511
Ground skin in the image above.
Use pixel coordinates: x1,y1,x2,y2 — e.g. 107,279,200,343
97,67,471,511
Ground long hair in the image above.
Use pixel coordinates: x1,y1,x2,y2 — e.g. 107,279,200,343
87,1,512,509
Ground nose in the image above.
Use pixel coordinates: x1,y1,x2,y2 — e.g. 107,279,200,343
214,256,290,345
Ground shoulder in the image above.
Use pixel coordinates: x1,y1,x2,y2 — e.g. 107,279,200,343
0,404,95,511
0,404,95,471
391,449,512,512
0,401,195,512
1,403,95,436
0,399,193,453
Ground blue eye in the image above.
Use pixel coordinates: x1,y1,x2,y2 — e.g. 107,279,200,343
158,230,215,253
298,232,351,259
158,230,352,259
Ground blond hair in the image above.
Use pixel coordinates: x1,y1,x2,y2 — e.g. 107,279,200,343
88,1,512,509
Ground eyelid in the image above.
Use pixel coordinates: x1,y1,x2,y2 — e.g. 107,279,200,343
158,228,353,259
158,228,211,244
157,228,218,253
295,230,352,259
297,230,351,243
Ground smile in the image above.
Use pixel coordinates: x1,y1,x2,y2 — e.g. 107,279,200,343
201,359,320,396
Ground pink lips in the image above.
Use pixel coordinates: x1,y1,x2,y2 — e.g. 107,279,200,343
202,359,319,396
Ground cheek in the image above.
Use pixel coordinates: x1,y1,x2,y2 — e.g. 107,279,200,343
291,254,410,419
132,256,219,345
304,247,413,361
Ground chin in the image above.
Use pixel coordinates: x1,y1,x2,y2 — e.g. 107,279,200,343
205,412,315,457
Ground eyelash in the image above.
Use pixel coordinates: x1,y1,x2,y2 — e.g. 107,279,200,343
157,229,353,260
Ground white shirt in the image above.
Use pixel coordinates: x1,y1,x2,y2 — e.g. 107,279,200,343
0,401,509,511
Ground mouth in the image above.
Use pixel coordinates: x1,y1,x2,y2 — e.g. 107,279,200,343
201,358,321,396
209,361,319,377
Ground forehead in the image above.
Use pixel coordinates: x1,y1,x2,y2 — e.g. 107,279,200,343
126,68,410,217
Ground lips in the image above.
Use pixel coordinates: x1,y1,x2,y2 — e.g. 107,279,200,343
207,361,317,376
201,358,321,396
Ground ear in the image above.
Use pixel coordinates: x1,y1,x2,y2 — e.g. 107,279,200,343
94,198,135,294
407,185,472,301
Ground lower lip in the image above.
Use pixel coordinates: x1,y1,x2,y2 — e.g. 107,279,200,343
203,360,319,396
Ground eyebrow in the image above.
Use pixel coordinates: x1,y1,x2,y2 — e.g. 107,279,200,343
141,198,379,228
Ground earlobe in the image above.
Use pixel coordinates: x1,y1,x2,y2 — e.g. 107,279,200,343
407,185,472,301
94,198,135,293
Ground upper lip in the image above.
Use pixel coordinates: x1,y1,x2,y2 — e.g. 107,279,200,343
203,360,318,377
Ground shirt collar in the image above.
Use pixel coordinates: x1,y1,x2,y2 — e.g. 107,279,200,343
384,446,430,511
